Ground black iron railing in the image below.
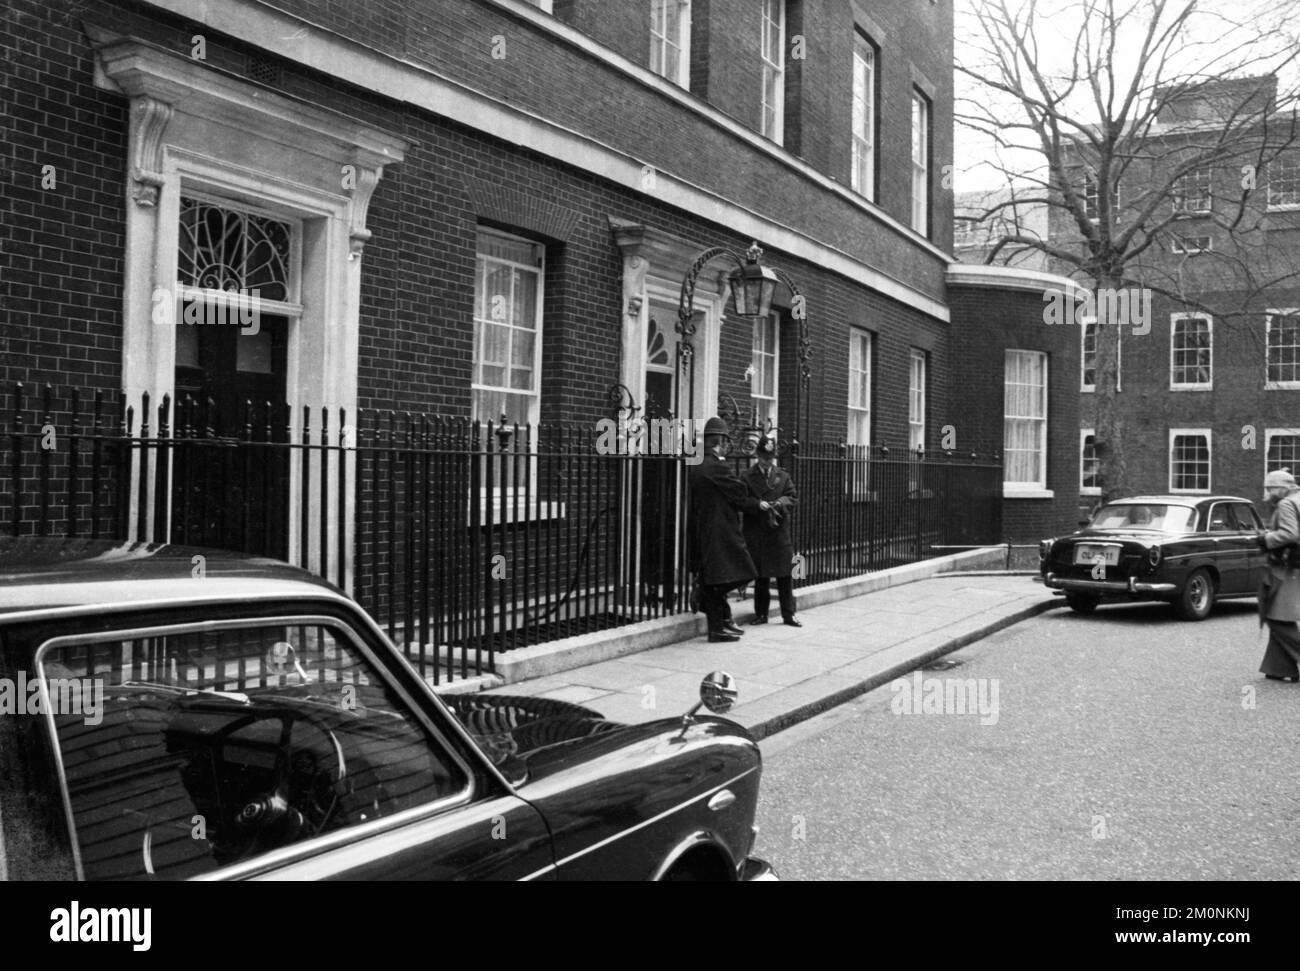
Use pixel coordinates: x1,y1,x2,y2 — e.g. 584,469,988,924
3,383,1003,682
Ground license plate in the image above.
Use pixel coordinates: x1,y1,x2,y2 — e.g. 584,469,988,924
1074,545,1120,566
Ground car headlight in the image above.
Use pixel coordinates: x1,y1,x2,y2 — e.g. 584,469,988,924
1147,545,1162,567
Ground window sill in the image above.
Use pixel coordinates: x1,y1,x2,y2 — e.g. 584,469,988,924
1003,487,1054,500
1267,203,1300,213
468,500,566,527
1081,487,1102,497
1169,488,1211,496
1265,382,1300,391
1170,384,1213,391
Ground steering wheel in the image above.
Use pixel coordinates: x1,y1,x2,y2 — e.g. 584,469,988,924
138,704,352,874
216,711,350,858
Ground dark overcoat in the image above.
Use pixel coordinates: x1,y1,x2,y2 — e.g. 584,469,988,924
688,454,762,586
742,463,798,578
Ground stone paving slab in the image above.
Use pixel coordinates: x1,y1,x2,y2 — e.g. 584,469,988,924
484,575,1062,738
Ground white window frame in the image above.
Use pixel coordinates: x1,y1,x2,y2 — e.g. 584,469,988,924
751,311,780,431
908,348,926,452
1265,428,1300,477
1081,319,1097,392
847,327,872,448
1169,312,1213,391
472,228,545,429
1268,153,1300,211
1171,234,1212,254
850,32,876,201
1003,349,1050,496
953,218,979,248
1080,428,1101,496
1168,428,1212,494
650,0,691,88
1074,168,1120,223
911,91,930,235
527,0,554,11
760,0,785,144
471,228,556,521
1265,308,1300,390
1171,166,1213,214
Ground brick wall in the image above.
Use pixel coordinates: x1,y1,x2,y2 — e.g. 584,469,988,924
222,0,952,297
949,283,1081,542
2,0,127,419
1080,288,1300,508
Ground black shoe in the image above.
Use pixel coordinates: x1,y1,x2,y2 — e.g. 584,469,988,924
707,630,742,643
782,615,802,627
722,621,745,636
1265,674,1298,682
749,614,769,625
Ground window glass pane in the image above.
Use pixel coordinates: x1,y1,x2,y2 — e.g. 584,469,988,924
42,623,467,880
1171,434,1210,490
1268,314,1300,383
1004,350,1046,484
1267,433,1300,471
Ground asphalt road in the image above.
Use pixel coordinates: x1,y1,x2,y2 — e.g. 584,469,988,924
754,597,1300,879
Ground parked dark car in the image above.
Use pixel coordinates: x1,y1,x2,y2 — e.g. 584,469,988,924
1039,495,1267,620
0,538,774,881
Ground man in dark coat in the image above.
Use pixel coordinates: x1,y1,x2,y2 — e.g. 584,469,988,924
742,434,801,626
1256,468,1300,681
688,416,767,642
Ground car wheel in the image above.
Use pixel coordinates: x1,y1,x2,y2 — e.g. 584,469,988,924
1065,592,1100,615
1174,568,1216,621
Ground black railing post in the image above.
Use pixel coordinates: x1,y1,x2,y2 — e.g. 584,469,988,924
9,383,23,538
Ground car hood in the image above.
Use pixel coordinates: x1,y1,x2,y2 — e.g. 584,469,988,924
442,693,755,787
442,693,632,779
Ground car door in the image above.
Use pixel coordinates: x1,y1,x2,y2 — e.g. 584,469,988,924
23,608,556,881
1231,501,1269,591
1206,501,1249,595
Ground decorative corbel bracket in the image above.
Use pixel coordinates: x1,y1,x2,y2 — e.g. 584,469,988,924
346,150,385,261
128,96,173,207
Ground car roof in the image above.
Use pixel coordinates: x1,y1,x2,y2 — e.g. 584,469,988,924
0,537,344,617
1103,495,1253,506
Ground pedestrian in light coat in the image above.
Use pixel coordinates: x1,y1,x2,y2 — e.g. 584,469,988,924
742,434,801,626
1256,468,1300,681
688,416,767,642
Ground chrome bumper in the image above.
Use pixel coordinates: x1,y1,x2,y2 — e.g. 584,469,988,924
1043,572,1177,595
740,857,778,881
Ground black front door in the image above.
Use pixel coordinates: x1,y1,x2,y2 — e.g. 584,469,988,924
172,306,290,558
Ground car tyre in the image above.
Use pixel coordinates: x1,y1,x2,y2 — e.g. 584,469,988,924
1065,592,1100,615
1174,568,1215,621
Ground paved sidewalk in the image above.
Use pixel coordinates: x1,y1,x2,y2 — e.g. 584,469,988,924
483,573,1061,740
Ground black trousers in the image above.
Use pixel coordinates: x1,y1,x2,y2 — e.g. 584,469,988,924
701,582,743,631
754,576,795,619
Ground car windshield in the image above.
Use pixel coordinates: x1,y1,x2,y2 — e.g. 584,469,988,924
1089,503,1197,532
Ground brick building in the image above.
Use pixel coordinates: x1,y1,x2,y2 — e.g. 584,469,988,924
3,0,1084,654
1045,77,1300,517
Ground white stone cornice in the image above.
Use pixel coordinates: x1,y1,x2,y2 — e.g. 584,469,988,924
609,217,737,288
87,26,407,170
946,263,1090,299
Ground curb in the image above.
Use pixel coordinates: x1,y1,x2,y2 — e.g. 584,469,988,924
742,598,1060,742
493,546,1011,684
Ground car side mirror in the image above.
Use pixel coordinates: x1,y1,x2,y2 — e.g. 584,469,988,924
678,671,739,735
699,671,738,714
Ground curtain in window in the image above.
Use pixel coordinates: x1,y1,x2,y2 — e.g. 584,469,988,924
1004,351,1046,484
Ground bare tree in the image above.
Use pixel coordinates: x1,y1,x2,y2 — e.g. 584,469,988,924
957,0,1300,499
